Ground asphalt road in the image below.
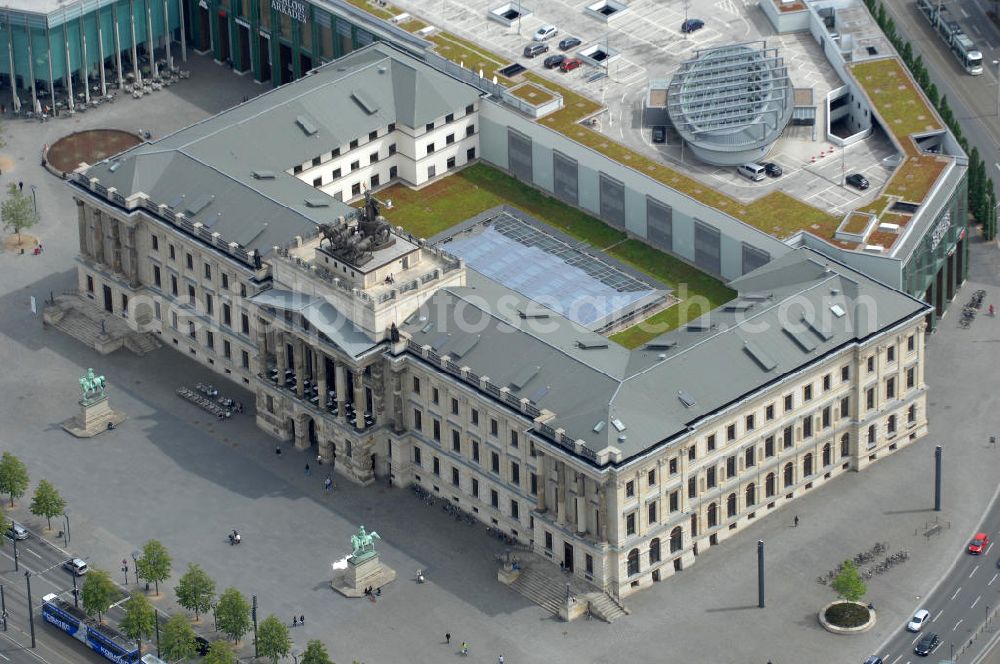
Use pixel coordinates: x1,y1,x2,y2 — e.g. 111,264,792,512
0,526,145,664
870,486,1000,664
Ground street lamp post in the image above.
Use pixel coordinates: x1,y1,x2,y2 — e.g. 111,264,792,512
131,550,140,585
24,571,35,648
62,511,70,545
71,573,79,608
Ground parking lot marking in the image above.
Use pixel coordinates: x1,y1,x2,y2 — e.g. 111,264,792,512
951,586,962,600
971,594,981,609
970,564,980,578
933,609,943,622
889,655,902,664
989,572,998,586
26,548,41,559
953,618,963,631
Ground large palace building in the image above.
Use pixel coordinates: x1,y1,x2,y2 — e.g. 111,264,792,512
66,42,932,599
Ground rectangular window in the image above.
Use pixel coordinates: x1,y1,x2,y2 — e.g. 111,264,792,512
472,478,479,498
886,377,896,399
745,447,755,468
351,183,361,196
223,304,231,327
331,168,342,179
490,452,500,474
510,431,519,448
466,124,475,137
669,491,679,512
887,345,895,363
472,441,480,463
186,253,193,270
688,445,696,461
802,415,813,439
223,340,231,359
648,469,656,486
431,388,439,404
784,394,793,412
433,457,440,476
312,177,322,187
86,275,94,293
511,499,519,520
451,467,459,487
669,457,678,475
867,356,875,374
625,480,635,498
745,414,755,432
530,473,538,495
446,133,455,145
687,476,697,498
822,374,831,391
907,335,915,352
241,350,249,369
491,489,499,509
188,322,196,339
490,419,498,436
840,396,850,418
332,147,341,158
822,406,831,428
445,113,454,123
726,455,736,478
205,293,213,315
446,156,456,169
187,284,196,305
466,104,475,114
389,165,398,180
451,398,459,415
168,245,176,260
842,365,850,382
765,404,774,421
726,424,736,441
206,330,214,349
350,160,360,172
425,122,435,132
803,384,813,401
706,434,716,451
312,156,321,167
369,151,379,165
471,409,479,426
368,130,378,141
413,408,422,431
706,466,716,488
426,143,435,155
782,426,793,449
510,462,520,486
370,174,380,188
151,235,159,251
906,367,915,389
866,387,875,410
764,436,774,458
412,376,421,394
413,447,421,466
451,430,460,453
241,313,249,335
432,419,441,442
648,502,657,524
153,265,161,288
626,512,636,536
349,139,359,149
388,123,396,133
545,531,552,551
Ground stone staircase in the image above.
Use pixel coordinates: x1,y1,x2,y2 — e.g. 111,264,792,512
124,332,161,356
508,567,567,617
586,591,629,623
44,295,158,357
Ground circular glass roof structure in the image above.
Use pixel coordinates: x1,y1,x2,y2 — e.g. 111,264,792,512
667,42,793,166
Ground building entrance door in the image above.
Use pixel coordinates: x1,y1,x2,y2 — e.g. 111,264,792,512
102,285,113,312
563,543,574,572
279,43,293,84
217,13,231,63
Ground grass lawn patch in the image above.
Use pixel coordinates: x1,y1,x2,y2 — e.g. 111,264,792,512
843,213,871,235
884,155,946,202
607,240,734,348
824,602,870,628
508,82,556,106
740,191,840,240
850,58,941,140
343,0,397,20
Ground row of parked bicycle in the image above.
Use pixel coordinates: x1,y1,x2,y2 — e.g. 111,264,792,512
959,289,987,329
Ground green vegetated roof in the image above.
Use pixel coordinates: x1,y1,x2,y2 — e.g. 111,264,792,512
850,58,942,142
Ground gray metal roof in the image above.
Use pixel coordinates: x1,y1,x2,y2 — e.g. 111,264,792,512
250,289,379,359
403,248,930,466
80,43,479,256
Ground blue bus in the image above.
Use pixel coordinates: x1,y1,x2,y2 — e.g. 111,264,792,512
41,594,140,664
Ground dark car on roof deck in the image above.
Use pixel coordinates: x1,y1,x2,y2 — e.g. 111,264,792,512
652,126,666,143
681,18,705,33
846,173,870,190
559,37,582,51
543,54,565,69
764,162,782,177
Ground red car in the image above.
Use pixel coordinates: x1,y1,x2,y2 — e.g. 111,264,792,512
968,532,990,554
560,58,582,72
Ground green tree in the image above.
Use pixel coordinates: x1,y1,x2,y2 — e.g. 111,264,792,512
136,539,172,595
120,591,156,653
203,640,237,664
302,640,334,664
0,452,29,507
831,560,867,603
29,479,66,530
160,613,197,662
175,563,215,620
900,41,913,66
81,569,117,622
215,588,251,643
925,82,939,108
257,614,292,664
1,183,38,243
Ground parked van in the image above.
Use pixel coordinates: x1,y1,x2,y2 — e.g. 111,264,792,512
737,163,766,181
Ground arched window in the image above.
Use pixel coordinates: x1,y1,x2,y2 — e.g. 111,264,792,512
726,492,737,517
783,462,794,487
649,538,661,564
840,433,850,458
628,548,640,576
765,472,776,498
745,482,756,507
670,526,683,552
887,414,897,435
908,404,917,424
822,442,831,467
707,502,718,528
803,453,813,477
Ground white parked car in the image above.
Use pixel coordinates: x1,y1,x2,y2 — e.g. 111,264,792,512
533,25,558,41
907,608,930,632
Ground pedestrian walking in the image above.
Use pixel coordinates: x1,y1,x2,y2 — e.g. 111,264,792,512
317,454,323,466
275,445,282,456
324,476,332,494
445,633,451,645
990,304,995,317
292,616,298,627
794,515,799,527
300,615,305,626
498,655,504,664
18,181,23,192
305,463,311,476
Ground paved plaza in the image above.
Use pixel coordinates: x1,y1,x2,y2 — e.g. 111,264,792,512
0,52,999,663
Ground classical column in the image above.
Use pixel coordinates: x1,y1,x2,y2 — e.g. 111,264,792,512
335,362,348,419
390,367,404,433
162,0,173,70
556,461,567,526
77,201,88,257
536,453,547,512
575,475,587,535
253,323,268,376
293,338,305,399
316,351,328,410
597,483,608,542
275,330,288,378
353,368,365,429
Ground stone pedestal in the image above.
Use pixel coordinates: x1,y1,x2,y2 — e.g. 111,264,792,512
62,396,126,438
330,552,396,598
